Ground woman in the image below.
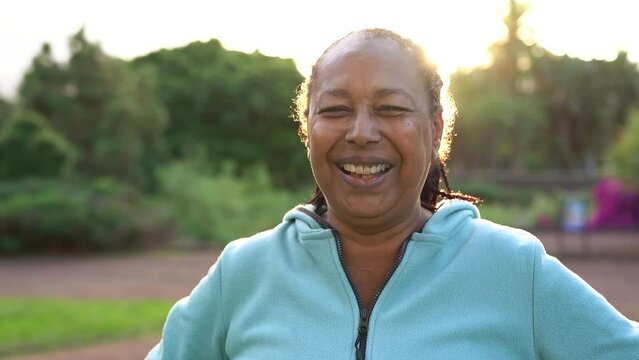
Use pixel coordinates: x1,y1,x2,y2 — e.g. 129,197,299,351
147,29,639,359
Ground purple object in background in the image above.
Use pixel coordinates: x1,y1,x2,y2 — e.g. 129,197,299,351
588,178,639,230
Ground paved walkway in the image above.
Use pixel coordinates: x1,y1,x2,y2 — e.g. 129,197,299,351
1,232,638,359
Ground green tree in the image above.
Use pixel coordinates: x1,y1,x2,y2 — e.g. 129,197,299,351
491,0,530,94
607,107,639,188
93,64,168,189
450,0,639,173
0,109,77,179
19,29,168,189
451,68,545,170
0,96,13,132
531,50,639,170
451,0,545,171
17,43,70,125
132,41,309,187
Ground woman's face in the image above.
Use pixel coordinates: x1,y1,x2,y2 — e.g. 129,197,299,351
307,37,442,225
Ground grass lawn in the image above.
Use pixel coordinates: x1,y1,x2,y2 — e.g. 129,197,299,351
0,297,172,357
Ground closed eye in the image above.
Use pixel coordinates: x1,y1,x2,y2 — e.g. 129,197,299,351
317,105,351,117
376,105,412,116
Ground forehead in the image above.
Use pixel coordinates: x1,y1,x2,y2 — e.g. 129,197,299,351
313,36,425,100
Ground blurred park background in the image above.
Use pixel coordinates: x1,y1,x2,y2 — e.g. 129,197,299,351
1,0,638,358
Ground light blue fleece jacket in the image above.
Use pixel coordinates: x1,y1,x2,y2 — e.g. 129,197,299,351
147,200,639,359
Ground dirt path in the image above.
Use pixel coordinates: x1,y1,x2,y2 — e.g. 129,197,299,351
0,249,222,300
1,232,638,359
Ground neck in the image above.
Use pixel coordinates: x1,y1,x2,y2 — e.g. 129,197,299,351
326,202,430,247
326,203,431,271
325,203,431,309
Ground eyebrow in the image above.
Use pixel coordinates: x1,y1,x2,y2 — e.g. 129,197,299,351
318,89,350,100
318,88,417,105
374,88,414,102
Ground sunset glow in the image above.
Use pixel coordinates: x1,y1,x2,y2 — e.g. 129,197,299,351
1,0,638,97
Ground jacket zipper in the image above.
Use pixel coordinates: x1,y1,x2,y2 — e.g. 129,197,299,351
332,229,411,360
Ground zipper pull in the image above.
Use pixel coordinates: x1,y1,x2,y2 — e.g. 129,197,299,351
359,308,370,334
354,308,370,360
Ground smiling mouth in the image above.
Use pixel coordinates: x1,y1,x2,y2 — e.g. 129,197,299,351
339,163,392,179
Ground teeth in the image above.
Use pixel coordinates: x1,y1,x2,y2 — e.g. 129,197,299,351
341,163,390,175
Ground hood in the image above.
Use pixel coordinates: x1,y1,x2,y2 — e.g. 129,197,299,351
415,200,480,243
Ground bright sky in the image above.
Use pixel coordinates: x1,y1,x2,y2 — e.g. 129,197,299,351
1,0,637,98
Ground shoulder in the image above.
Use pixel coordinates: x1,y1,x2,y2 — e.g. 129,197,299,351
462,214,546,272
470,217,543,254
431,200,544,260
219,218,296,267
215,205,323,271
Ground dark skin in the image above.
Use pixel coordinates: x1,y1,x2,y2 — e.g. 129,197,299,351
307,36,442,308
340,213,430,308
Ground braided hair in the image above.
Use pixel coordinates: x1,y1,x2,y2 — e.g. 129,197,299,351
294,28,479,212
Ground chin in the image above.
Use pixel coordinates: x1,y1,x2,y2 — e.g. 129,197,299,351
338,197,389,219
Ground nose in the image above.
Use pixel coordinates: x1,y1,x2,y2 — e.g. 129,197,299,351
344,109,381,146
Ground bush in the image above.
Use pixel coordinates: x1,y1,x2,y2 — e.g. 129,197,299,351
607,107,639,189
477,191,578,230
453,181,538,206
157,161,308,245
0,109,77,179
0,178,172,253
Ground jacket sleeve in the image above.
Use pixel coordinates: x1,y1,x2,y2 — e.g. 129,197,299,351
146,258,228,360
532,243,639,359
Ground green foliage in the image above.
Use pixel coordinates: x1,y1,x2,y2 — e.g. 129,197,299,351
17,43,69,125
0,96,12,125
133,41,310,187
93,64,169,190
477,192,563,229
451,70,546,170
7,30,314,253
454,181,516,204
157,161,308,245
530,50,639,170
0,178,172,253
449,1,639,173
607,107,639,188
452,51,639,172
18,30,310,190
0,297,171,357
0,109,78,179
19,29,168,189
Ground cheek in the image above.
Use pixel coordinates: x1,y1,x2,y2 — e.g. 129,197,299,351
307,122,322,155
393,119,435,187
398,118,433,156
307,121,335,169
308,119,342,149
